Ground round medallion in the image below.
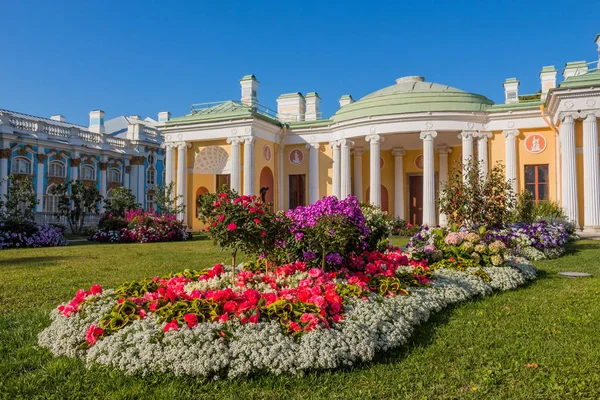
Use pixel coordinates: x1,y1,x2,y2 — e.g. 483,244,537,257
263,145,272,161
289,149,304,165
414,154,424,170
524,134,546,154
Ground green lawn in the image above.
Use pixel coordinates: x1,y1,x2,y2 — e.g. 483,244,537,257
1,238,599,399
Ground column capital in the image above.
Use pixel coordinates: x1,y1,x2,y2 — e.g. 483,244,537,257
176,141,191,149
226,136,241,145
70,157,82,166
435,146,453,154
353,147,365,156
329,140,340,149
391,147,406,157
365,134,384,144
502,129,519,139
36,154,47,163
419,130,437,140
164,143,176,149
0,149,10,159
241,136,256,145
583,111,600,121
476,130,492,139
559,112,578,123
458,130,476,140
306,142,320,150
339,138,354,147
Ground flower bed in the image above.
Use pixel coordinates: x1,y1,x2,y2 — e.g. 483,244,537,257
39,249,536,378
90,210,190,243
0,224,68,250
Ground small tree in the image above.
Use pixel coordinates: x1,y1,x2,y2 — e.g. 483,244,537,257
103,187,139,217
156,182,185,216
197,188,277,283
439,160,515,229
0,174,38,233
51,181,102,234
513,189,535,223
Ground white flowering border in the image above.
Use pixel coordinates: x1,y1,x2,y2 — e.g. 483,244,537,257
38,259,536,378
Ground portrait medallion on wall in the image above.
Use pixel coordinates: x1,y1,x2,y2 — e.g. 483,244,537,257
263,144,272,162
524,134,546,154
289,148,304,165
414,154,424,170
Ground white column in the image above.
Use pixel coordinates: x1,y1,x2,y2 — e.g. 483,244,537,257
137,163,145,209
99,158,107,212
583,112,600,231
307,143,320,203
0,150,8,201
36,149,45,212
459,131,474,179
340,139,353,199
559,115,578,225
124,164,130,189
227,137,241,193
392,148,405,220
502,129,519,194
130,162,138,199
420,131,437,226
176,142,189,221
437,146,452,226
353,148,364,202
330,141,341,198
243,137,255,196
165,144,174,188
278,145,284,210
70,151,79,181
366,134,383,207
477,131,491,180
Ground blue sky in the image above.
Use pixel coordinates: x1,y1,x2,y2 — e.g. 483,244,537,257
2,0,599,126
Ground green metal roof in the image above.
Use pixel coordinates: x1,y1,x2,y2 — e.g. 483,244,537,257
287,119,332,128
331,76,494,123
165,101,281,126
559,69,600,89
540,65,556,73
486,100,544,112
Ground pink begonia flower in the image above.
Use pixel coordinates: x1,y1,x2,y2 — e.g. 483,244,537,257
90,284,102,295
227,223,237,231
164,319,179,332
183,313,198,328
85,324,104,346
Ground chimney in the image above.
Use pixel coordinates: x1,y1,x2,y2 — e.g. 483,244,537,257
89,110,105,134
305,92,321,121
503,78,519,104
339,95,355,108
158,111,171,123
126,123,142,141
128,115,141,120
240,75,259,108
276,93,306,122
563,61,588,80
50,114,66,122
539,66,557,101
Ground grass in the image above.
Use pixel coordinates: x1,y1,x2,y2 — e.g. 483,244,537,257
1,238,600,399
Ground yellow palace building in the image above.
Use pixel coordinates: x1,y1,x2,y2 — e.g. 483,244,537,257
159,34,600,233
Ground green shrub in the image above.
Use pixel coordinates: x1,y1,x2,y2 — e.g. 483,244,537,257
360,203,393,251
513,190,535,223
533,200,567,221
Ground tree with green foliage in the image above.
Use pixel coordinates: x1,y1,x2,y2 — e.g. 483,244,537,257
51,181,102,235
0,174,38,233
103,187,139,217
156,182,185,216
439,160,515,229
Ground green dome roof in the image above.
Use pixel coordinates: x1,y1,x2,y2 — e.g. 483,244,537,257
331,76,494,123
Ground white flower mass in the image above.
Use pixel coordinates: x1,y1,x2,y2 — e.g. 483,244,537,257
38,261,536,378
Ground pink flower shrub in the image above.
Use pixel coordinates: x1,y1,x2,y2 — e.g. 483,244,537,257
91,211,190,243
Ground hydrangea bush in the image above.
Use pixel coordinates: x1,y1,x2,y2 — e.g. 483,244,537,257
90,209,190,243
0,223,68,249
39,247,537,378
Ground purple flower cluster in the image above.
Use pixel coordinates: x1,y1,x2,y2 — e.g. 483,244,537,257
285,196,369,237
0,224,68,249
485,220,572,254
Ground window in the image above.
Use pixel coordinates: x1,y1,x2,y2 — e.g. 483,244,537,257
44,184,60,213
146,194,156,211
147,155,155,165
289,174,306,209
524,165,549,202
147,168,156,185
13,157,32,174
48,161,66,178
108,168,121,183
81,165,95,181
216,174,230,190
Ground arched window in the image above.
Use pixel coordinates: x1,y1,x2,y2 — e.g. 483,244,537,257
147,154,155,166
13,157,32,174
44,184,60,213
81,165,96,181
108,168,121,183
146,168,156,185
106,189,116,203
48,161,66,178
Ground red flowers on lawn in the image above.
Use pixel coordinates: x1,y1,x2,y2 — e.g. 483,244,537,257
58,284,103,317
227,223,237,231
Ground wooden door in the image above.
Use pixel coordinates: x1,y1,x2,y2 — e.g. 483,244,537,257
409,175,423,226
289,174,306,209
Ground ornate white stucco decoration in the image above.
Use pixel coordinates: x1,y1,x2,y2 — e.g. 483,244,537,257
177,134,183,140
508,121,515,128
193,146,231,174
289,148,304,165
586,98,597,107
564,100,575,109
425,121,433,129
524,134,547,154
467,122,474,129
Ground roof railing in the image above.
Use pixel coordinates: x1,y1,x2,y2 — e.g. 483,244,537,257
189,100,322,122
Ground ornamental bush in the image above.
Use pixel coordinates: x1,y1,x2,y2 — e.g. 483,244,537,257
38,248,537,378
360,203,394,252
439,160,515,229
91,210,190,244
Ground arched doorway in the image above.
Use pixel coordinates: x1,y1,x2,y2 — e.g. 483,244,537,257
259,167,274,204
365,185,389,213
195,186,209,218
